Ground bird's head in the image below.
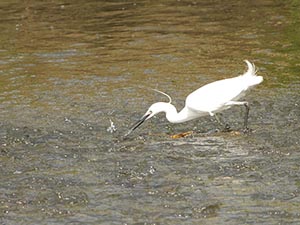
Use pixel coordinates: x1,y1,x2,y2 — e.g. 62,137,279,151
125,102,166,136
125,89,172,136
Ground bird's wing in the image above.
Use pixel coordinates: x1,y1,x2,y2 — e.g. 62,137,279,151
185,76,248,113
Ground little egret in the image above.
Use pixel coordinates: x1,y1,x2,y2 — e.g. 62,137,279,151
126,60,263,136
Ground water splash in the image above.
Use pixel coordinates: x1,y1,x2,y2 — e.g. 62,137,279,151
107,119,117,133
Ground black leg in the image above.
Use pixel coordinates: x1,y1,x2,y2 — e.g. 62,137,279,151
243,102,250,133
215,114,231,132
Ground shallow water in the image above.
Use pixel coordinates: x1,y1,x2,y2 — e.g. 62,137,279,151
1,0,300,224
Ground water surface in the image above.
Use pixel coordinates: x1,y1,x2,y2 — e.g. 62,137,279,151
1,0,300,224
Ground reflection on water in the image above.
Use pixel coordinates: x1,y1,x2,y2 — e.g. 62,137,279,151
1,0,300,224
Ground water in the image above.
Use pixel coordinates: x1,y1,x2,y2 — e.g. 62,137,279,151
1,0,300,224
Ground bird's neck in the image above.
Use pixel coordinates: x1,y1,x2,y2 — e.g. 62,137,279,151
161,103,196,123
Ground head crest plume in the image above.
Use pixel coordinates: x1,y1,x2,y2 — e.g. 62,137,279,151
152,89,172,104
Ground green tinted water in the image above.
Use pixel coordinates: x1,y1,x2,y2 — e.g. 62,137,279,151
1,1,300,224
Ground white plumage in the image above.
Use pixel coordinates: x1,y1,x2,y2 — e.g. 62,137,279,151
126,60,263,135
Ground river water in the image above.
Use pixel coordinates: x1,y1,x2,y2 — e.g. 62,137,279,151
1,0,300,224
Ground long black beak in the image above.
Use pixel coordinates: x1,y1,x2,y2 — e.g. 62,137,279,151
125,113,150,136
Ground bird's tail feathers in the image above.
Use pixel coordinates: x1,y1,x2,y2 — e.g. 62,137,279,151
242,60,263,86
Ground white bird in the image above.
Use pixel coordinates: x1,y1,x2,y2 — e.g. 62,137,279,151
126,60,263,136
